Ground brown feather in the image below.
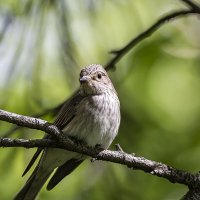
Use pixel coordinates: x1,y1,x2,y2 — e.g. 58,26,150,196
53,91,84,129
22,91,84,177
47,159,83,190
22,148,43,177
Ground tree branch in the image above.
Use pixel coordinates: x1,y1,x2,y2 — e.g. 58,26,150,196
2,2,200,198
181,0,200,12
2,6,200,138
0,109,200,191
0,137,200,188
1,100,64,137
104,9,200,70
0,109,61,138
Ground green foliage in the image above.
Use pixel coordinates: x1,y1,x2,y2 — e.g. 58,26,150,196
0,0,200,199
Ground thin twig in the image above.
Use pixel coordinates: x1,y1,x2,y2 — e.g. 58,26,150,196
104,9,199,71
181,0,200,12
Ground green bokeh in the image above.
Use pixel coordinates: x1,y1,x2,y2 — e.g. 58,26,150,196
0,0,200,199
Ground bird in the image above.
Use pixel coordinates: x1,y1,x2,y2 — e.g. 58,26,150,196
14,64,121,200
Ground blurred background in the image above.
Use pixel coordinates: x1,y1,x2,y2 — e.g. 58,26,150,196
0,0,200,199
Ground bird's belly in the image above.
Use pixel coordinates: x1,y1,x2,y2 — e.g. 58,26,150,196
63,95,120,149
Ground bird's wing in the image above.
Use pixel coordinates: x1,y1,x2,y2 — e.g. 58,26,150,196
53,91,84,129
47,159,83,190
22,91,84,176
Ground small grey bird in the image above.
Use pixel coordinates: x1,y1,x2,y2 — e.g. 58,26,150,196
14,64,121,200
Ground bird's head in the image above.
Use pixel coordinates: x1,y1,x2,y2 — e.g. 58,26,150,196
79,64,116,96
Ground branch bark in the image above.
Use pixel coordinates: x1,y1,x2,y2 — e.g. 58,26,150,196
181,0,200,12
0,109,200,191
181,188,200,200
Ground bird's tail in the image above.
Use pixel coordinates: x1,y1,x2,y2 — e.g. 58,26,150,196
14,166,53,200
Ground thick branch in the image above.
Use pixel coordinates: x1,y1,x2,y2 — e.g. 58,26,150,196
1,101,64,137
0,109,200,189
0,137,200,188
181,187,200,200
0,109,61,138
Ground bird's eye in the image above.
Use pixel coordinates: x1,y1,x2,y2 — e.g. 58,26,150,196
97,73,102,79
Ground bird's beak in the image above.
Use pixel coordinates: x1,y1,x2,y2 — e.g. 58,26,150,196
79,76,90,84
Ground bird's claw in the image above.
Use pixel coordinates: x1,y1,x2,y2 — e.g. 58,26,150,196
115,143,124,152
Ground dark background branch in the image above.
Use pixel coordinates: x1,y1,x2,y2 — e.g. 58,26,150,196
104,9,199,71
181,0,200,12
2,6,200,138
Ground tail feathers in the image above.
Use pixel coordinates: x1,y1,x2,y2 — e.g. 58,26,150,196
22,148,43,177
14,167,52,200
47,159,83,190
